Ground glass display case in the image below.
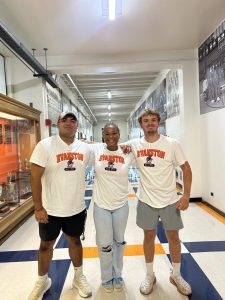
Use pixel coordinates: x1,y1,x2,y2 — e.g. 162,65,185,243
0,93,40,241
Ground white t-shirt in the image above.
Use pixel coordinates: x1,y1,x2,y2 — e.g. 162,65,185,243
90,143,135,210
130,135,186,208
30,135,91,217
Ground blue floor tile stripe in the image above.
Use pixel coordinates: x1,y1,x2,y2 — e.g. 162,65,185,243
157,221,168,243
55,233,68,249
133,187,138,194
85,199,91,209
184,241,225,253
166,253,223,300
0,250,38,262
85,190,92,197
44,259,71,300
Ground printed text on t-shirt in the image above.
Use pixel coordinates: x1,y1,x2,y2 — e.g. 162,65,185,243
56,152,84,163
137,149,165,159
99,154,125,163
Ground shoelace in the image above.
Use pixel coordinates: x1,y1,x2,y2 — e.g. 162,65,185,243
142,276,155,289
30,280,47,296
77,275,90,290
176,276,191,291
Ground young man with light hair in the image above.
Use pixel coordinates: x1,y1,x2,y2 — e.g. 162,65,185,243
130,109,192,296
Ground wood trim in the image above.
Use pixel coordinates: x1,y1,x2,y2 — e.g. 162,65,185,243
0,93,40,241
0,93,41,121
0,198,34,240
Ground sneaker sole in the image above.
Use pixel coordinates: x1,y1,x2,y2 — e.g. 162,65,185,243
169,276,192,296
140,277,156,295
73,282,92,298
102,286,114,293
114,285,123,292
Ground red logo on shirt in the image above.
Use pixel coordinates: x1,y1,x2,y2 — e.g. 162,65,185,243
56,152,84,163
99,154,124,164
137,149,165,159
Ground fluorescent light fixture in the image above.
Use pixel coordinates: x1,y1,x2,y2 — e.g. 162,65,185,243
107,91,112,99
108,104,111,110
102,0,122,20
109,118,111,122
108,112,111,117
109,0,116,20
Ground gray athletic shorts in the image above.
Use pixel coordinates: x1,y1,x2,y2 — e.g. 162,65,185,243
136,200,183,231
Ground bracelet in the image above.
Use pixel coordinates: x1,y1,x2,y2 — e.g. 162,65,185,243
35,206,43,212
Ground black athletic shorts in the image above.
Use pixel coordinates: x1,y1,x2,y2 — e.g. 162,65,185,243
39,209,87,241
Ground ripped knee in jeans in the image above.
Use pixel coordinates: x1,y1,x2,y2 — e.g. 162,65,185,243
115,240,126,246
101,245,112,253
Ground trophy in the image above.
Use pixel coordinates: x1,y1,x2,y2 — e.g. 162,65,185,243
0,183,3,199
24,158,29,170
18,159,22,172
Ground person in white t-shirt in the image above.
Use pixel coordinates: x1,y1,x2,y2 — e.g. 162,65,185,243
27,112,92,300
129,109,192,296
90,123,134,293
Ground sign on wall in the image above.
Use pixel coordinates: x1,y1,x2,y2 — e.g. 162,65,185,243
199,20,225,114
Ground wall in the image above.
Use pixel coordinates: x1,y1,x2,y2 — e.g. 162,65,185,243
93,120,128,143
200,108,225,212
181,61,202,199
5,57,49,139
127,61,201,199
4,58,94,140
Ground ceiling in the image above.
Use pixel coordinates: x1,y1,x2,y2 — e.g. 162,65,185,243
1,0,225,123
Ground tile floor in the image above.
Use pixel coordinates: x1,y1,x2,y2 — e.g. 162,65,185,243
0,183,225,300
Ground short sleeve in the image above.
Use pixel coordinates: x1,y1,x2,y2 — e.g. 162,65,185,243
173,141,187,167
29,142,49,167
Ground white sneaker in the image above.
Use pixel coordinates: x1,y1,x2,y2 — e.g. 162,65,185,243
140,274,156,295
113,277,124,292
27,277,51,300
73,274,92,298
170,274,192,296
102,279,114,293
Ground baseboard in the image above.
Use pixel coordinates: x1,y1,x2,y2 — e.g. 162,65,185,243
201,199,225,217
190,197,202,202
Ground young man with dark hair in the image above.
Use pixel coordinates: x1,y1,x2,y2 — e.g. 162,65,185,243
28,112,92,299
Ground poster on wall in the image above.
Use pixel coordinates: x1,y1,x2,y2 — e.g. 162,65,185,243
46,83,62,124
166,70,180,118
128,78,167,138
145,80,167,121
199,20,225,114
62,96,72,113
154,79,167,122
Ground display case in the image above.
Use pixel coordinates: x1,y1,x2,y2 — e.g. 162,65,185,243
0,93,40,241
